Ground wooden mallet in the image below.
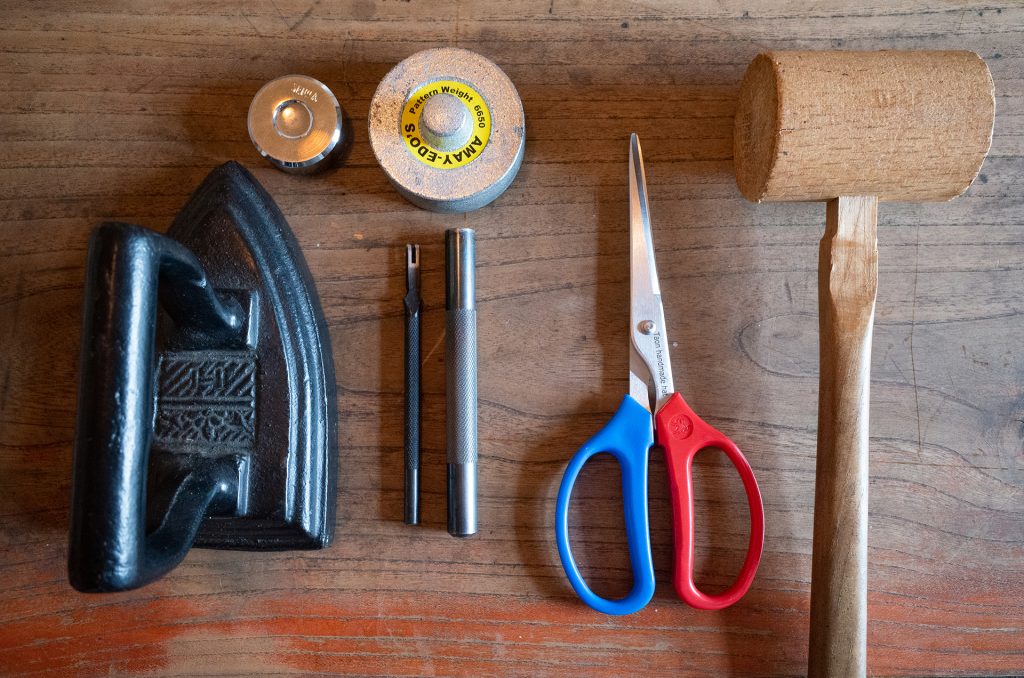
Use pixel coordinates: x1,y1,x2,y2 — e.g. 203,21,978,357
733,51,994,677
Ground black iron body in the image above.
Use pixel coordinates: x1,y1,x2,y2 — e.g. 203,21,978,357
69,162,337,592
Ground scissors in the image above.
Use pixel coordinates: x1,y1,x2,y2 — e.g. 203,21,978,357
555,134,765,616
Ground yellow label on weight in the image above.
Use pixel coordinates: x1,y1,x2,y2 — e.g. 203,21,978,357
401,80,491,170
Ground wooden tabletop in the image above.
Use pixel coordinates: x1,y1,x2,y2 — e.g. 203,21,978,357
1,2,1022,676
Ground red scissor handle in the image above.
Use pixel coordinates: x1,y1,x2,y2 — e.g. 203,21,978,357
654,392,765,610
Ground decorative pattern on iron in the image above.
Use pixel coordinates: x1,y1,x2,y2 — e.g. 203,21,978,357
155,350,256,450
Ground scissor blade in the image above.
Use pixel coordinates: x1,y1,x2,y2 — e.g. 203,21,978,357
628,133,675,413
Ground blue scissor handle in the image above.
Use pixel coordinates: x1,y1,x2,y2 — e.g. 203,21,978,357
555,394,655,615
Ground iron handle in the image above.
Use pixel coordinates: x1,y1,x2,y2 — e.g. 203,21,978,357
69,223,244,592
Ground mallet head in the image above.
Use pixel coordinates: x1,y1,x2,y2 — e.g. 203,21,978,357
734,50,994,203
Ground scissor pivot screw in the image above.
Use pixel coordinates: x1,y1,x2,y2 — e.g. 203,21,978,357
638,320,657,335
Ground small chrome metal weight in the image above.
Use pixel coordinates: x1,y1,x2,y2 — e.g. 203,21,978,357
248,75,346,173
369,48,526,213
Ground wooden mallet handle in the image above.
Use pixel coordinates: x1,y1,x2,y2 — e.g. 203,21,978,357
812,195,877,676
733,51,994,677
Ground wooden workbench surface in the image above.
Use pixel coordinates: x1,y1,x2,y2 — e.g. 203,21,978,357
1,2,1021,676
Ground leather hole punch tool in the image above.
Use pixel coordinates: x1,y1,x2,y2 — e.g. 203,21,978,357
69,162,337,593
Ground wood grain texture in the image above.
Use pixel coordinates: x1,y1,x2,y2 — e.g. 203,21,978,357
809,196,878,677
733,51,995,203
0,2,1022,676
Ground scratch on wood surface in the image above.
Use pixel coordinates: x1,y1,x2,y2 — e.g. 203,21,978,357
910,225,923,461
269,0,289,30
0,362,9,414
632,0,771,50
0,270,24,413
129,76,157,95
889,355,909,385
422,331,445,364
289,0,320,32
241,12,265,38
454,0,461,47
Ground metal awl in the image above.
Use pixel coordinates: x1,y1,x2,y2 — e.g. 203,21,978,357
445,228,478,537
404,244,421,525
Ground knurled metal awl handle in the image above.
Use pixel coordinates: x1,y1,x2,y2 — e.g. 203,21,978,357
445,228,477,537
446,307,477,535
446,307,478,466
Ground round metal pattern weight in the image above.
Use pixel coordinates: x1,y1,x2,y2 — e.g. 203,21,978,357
369,48,526,213
248,75,346,174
